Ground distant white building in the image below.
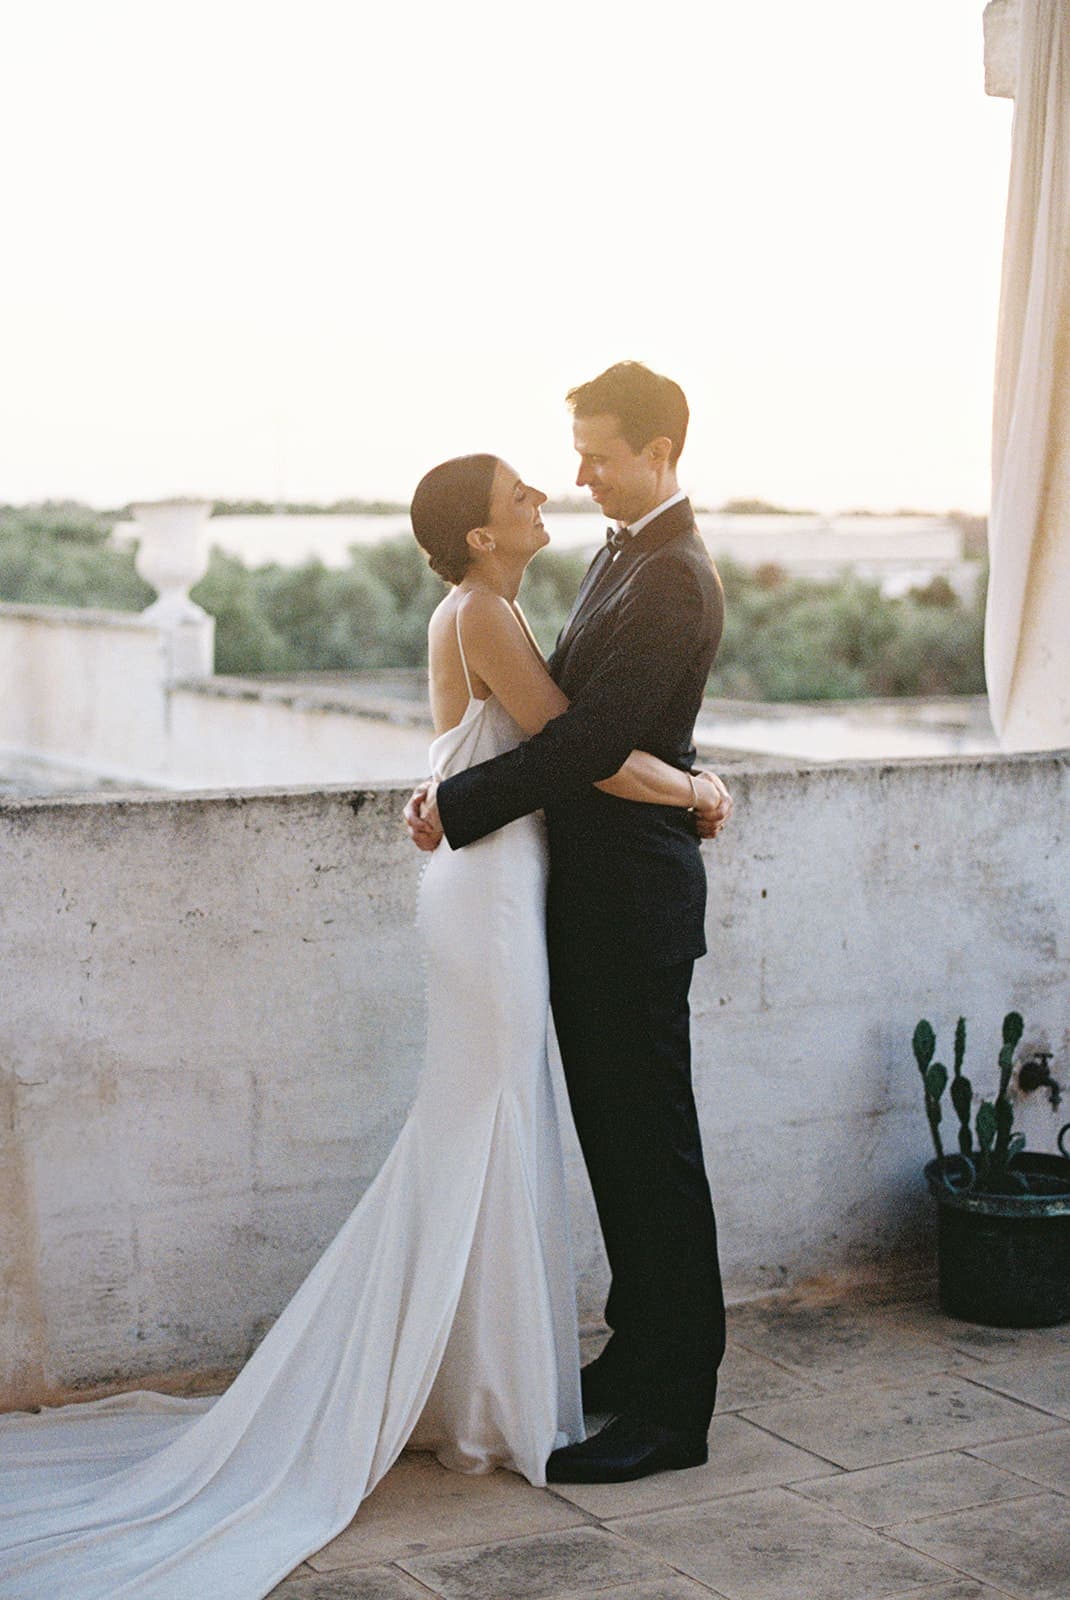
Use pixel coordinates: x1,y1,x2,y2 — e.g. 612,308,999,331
694,513,969,598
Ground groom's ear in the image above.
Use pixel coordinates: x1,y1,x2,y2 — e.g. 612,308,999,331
645,435,673,467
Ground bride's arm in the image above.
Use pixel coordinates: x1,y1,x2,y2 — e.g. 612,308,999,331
459,592,727,818
511,601,548,662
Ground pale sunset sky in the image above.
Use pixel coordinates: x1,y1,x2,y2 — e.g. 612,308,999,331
1,0,1011,513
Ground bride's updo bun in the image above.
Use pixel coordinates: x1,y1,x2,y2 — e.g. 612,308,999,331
411,454,499,584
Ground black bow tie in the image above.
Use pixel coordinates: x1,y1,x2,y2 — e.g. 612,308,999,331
606,525,631,552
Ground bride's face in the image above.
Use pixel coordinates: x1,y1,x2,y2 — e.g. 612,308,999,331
485,461,549,561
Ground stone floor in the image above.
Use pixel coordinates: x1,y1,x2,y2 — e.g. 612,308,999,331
266,1293,1070,1600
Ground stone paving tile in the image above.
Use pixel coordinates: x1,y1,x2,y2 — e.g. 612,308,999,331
741,1374,1062,1470
726,1297,972,1387
881,1585,1016,1600
609,1484,950,1600
715,1339,825,1410
889,1305,1070,1368
890,1492,1070,1600
400,1525,673,1599
968,1429,1070,1494
555,1581,724,1600
963,1354,1070,1422
972,1326,1070,1364
267,1565,434,1599
790,1449,1038,1527
308,1452,588,1571
546,1412,832,1520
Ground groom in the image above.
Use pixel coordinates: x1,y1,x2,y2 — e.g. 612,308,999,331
406,362,730,1483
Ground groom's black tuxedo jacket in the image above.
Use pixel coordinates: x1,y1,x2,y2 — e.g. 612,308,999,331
437,498,724,966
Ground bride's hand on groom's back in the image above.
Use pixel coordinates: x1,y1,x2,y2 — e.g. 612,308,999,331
405,781,445,852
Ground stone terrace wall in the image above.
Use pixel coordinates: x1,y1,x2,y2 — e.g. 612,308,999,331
2,753,1068,1407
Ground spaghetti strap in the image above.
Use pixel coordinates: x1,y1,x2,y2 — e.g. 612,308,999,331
455,607,475,700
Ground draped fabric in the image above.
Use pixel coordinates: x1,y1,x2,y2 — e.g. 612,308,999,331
0,688,582,1599
985,0,1070,749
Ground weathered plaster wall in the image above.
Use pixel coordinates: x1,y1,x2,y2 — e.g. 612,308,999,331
2,754,1068,1407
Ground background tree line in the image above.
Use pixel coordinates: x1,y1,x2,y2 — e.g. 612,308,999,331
0,503,987,700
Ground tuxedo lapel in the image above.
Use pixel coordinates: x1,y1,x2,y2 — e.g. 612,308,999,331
575,540,643,621
554,544,614,659
554,499,698,663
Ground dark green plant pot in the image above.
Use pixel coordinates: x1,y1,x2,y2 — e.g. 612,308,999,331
925,1152,1070,1327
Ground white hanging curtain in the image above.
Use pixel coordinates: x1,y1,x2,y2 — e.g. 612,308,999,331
985,0,1070,750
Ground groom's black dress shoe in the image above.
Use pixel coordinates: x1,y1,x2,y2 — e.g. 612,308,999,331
545,1415,708,1484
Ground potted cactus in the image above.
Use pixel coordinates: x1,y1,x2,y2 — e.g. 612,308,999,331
913,1011,1070,1327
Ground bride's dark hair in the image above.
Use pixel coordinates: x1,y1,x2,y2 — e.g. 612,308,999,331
411,454,500,584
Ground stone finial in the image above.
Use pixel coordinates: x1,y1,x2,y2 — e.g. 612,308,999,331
131,499,212,625
130,498,216,677
984,0,1021,98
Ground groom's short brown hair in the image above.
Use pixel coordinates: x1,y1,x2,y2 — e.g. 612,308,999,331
566,361,689,466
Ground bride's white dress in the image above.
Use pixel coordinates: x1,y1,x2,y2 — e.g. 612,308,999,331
0,669,583,1599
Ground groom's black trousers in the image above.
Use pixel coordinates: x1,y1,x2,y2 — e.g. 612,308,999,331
548,934,726,1433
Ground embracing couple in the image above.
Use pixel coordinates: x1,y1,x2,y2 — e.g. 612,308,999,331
404,359,733,1484
0,362,733,1600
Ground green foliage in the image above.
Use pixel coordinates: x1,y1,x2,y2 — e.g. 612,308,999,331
912,1020,936,1073
0,505,153,610
250,561,400,671
913,1022,945,1161
950,1016,973,1156
189,554,292,675
925,1062,948,1102
999,1011,1024,1090
359,536,447,663
993,1096,1015,1172
210,497,409,515
924,1061,948,1163
976,1099,997,1158
518,549,589,655
1,505,988,696
950,1073,974,1156
912,1012,1033,1193
710,559,986,701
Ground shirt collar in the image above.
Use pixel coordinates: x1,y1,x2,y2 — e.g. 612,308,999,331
617,489,688,542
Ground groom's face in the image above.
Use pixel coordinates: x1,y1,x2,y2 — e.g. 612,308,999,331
573,413,660,527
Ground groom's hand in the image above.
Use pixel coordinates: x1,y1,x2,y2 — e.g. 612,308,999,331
404,780,445,852
691,770,733,840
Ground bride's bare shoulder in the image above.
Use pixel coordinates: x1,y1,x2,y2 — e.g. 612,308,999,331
454,588,520,639
427,591,462,644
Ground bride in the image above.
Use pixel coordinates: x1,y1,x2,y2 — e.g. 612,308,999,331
0,452,729,1600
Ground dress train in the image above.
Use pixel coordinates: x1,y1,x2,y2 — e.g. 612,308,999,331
0,679,582,1599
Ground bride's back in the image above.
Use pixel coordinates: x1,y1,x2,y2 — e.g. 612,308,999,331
427,594,491,734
